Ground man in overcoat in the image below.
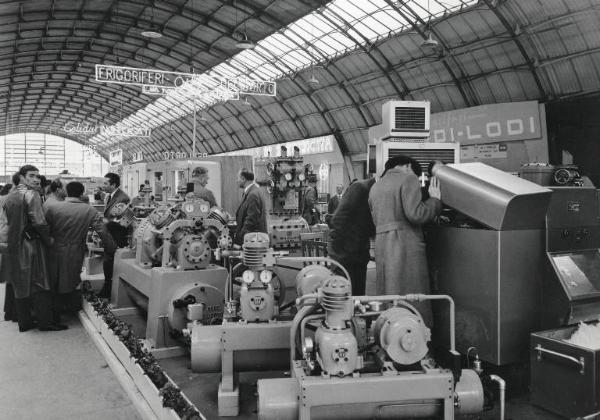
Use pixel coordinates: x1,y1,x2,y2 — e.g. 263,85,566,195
327,178,375,296
368,156,442,326
300,176,319,225
99,172,130,298
45,181,105,313
2,165,66,331
325,184,344,226
234,169,267,246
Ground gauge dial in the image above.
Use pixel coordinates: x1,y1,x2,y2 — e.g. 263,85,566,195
184,203,195,213
298,173,306,181
242,270,255,284
260,270,273,284
284,172,293,181
199,202,210,213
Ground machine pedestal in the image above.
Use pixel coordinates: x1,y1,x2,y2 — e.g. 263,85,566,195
218,382,240,417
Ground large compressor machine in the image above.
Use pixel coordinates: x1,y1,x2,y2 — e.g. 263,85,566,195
257,272,495,420
188,232,348,416
110,199,232,351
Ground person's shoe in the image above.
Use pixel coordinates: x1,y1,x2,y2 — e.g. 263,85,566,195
38,323,69,331
18,321,38,332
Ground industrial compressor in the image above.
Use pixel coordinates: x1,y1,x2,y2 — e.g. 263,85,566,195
188,232,346,416
110,199,232,350
257,273,494,420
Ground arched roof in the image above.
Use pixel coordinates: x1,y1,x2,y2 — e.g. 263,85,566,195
1,0,599,162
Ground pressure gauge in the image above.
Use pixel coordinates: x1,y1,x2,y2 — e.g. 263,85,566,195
242,270,255,284
284,172,293,181
298,173,306,181
199,202,210,213
260,270,273,284
184,203,195,213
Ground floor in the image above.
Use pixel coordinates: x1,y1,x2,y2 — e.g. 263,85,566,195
0,283,140,420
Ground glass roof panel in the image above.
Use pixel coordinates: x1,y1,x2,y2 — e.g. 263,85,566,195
89,0,478,149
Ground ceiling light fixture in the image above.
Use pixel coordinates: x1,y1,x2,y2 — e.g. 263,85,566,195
141,1,162,38
420,0,438,49
421,32,439,48
233,0,255,49
235,32,255,49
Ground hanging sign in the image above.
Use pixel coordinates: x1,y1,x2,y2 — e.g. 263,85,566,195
109,149,123,166
95,64,277,97
131,151,144,163
62,122,151,138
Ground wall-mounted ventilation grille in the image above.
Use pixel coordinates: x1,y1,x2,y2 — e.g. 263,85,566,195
393,107,426,131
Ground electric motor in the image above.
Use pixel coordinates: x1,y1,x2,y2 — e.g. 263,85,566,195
373,306,431,365
295,264,330,297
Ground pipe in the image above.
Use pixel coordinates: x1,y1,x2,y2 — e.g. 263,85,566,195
489,374,505,420
289,304,318,370
300,314,326,356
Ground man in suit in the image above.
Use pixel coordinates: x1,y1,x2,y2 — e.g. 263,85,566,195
191,166,218,208
99,172,130,298
300,176,319,225
45,181,105,314
326,184,344,226
234,168,267,246
327,178,375,296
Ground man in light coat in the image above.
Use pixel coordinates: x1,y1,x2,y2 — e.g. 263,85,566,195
234,168,267,246
45,181,105,314
368,156,441,326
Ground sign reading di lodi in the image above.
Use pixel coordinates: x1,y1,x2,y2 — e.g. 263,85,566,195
63,122,151,138
95,64,276,98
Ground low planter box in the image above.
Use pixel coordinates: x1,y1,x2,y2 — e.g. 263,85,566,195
81,298,200,420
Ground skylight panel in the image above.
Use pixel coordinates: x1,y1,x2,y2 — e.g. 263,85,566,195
89,0,479,149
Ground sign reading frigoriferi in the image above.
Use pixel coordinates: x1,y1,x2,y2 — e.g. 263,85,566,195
94,64,277,97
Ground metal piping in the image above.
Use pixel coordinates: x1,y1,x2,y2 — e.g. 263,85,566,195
489,374,505,420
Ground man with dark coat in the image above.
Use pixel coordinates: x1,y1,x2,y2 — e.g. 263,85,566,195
99,172,130,298
300,176,319,225
1,165,67,332
327,178,375,296
368,156,442,326
45,182,105,313
326,184,344,226
234,169,267,246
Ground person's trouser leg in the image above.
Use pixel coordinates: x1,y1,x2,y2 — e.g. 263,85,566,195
100,252,115,298
31,289,54,329
14,297,34,331
4,283,16,321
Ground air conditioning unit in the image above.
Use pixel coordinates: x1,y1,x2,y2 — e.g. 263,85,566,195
368,142,460,177
378,100,431,141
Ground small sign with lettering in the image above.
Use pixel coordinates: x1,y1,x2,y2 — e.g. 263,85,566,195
109,149,123,166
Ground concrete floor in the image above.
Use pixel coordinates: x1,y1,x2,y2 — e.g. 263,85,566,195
0,283,140,420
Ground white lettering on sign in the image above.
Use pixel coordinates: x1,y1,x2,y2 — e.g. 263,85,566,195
109,149,123,166
62,122,151,138
131,151,144,162
95,64,277,97
162,151,209,160
429,102,542,145
460,143,508,160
